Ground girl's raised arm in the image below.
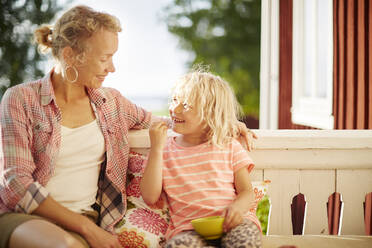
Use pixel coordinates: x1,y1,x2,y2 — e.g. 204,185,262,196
140,121,168,205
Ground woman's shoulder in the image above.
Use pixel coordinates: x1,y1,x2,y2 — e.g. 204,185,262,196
2,79,44,104
96,87,132,103
94,86,119,99
99,86,120,95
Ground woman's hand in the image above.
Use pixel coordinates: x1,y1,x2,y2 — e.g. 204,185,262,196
149,121,168,150
237,121,257,151
221,204,244,232
82,219,121,248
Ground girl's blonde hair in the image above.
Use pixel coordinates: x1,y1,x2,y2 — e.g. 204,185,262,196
172,68,243,147
33,5,121,61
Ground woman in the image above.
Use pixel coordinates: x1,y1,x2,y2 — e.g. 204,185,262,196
0,5,255,248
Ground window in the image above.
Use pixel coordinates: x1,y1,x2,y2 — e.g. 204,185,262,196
292,0,334,129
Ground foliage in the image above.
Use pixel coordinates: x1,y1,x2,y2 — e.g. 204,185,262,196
0,0,63,98
162,0,261,117
256,195,270,234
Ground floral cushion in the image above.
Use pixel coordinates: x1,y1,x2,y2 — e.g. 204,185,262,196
115,151,169,248
115,151,270,247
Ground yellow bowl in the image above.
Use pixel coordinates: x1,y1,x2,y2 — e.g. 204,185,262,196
191,216,224,240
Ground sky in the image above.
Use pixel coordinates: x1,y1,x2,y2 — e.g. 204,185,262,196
57,0,190,110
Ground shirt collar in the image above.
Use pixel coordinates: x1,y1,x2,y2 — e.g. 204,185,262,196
87,87,108,107
40,69,56,106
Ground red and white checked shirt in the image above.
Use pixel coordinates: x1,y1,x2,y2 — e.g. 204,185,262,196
0,70,151,232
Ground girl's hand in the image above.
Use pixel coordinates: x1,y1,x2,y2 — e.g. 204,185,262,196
221,204,244,232
237,122,257,151
149,121,168,149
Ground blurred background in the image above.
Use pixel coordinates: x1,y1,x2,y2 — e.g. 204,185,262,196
0,0,261,127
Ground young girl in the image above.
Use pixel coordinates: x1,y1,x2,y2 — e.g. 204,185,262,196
140,71,262,248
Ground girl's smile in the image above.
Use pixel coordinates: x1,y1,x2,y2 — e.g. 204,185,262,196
171,116,185,124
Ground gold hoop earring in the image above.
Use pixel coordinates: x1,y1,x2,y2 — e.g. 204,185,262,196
65,65,78,83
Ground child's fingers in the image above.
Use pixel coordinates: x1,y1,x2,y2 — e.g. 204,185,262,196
159,122,168,131
221,209,227,218
150,121,163,131
223,210,233,232
160,123,168,133
224,211,243,231
151,121,167,131
229,213,243,230
151,121,167,126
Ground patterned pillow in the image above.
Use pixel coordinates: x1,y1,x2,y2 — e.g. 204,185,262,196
115,151,270,248
115,151,169,248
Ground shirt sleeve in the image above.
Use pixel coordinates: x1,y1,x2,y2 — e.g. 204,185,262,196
114,90,152,130
0,88,49,213
231,139,255,173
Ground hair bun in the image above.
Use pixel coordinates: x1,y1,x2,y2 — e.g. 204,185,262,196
33,25,53,53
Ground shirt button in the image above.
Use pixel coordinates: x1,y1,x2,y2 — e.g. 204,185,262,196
107,169,111,174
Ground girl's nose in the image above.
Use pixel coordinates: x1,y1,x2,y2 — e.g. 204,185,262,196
170,103,183,113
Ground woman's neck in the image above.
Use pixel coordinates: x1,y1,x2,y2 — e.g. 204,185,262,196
52,65,87,103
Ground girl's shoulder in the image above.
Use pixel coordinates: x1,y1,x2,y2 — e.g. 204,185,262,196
221,138,244,149
228,138,248,154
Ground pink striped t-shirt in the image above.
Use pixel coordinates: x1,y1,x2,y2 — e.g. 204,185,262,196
162,137,261,239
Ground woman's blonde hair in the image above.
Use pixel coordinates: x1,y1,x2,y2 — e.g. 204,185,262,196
172,67,243,147
33,5,121,61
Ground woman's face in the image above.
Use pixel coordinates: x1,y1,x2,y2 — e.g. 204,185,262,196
75,29,118,89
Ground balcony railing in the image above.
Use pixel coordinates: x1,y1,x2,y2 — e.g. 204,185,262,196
128,129,372,247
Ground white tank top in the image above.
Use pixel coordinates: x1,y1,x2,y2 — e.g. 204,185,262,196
45,120,105,213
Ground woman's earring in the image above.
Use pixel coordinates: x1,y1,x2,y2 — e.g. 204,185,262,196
65,65,78,83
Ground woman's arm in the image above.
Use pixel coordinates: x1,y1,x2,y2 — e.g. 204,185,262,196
140,121,168,205
0,88,48,213
222,166,255,232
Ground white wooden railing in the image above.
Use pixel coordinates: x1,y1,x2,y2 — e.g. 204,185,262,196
128,129,372,236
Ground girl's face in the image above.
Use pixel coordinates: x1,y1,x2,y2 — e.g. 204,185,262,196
169,96,207,138
74,29,118,89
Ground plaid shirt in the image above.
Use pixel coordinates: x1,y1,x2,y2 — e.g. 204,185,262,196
0,70,151,232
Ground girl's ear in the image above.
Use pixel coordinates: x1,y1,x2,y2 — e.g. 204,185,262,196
61,46,76,66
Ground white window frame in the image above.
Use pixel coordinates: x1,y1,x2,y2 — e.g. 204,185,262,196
292,0,334,129
259,0,279,129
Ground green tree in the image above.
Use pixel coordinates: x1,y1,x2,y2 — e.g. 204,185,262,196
162,0,261,118
0,0,63,98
